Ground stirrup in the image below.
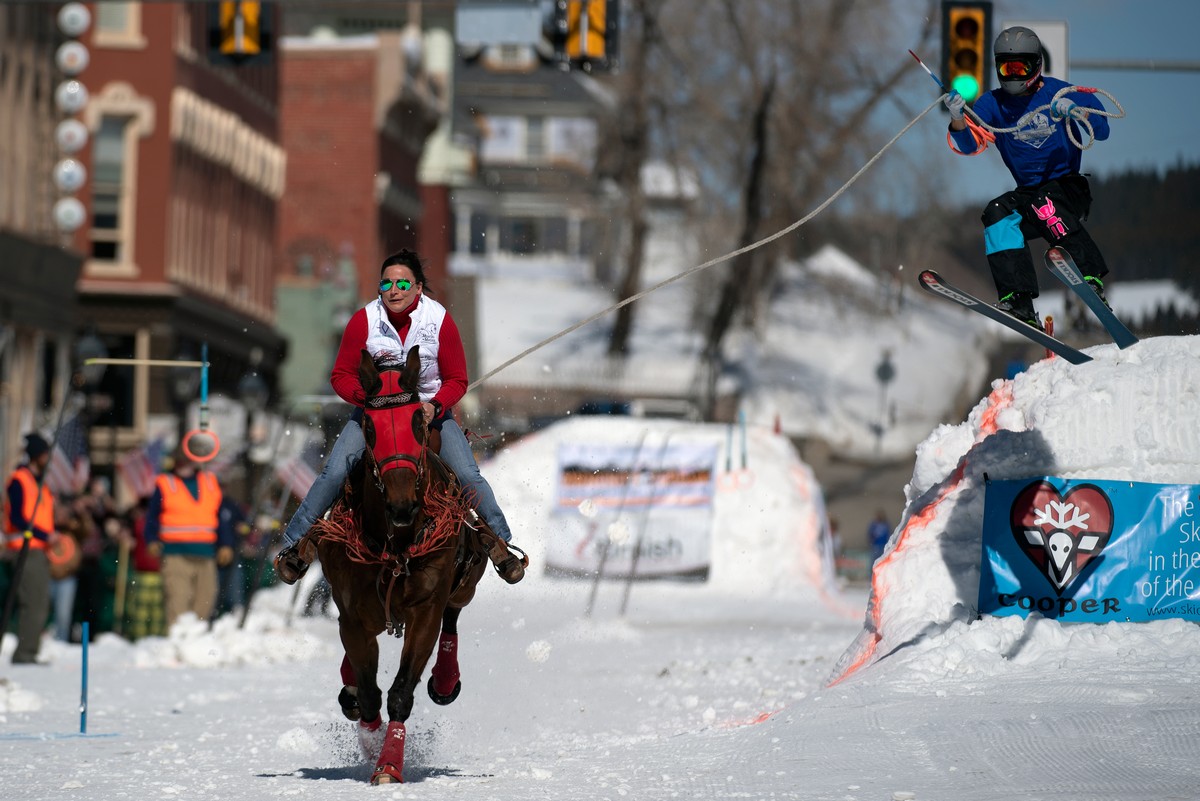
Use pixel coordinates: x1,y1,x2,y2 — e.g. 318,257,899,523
274,537,317,585
468,510,528,584
489,540,528,584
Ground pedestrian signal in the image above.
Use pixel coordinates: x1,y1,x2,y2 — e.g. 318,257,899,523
940,1,991,104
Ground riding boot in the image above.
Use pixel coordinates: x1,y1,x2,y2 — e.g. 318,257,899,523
468,509,527,584
273,534,318,585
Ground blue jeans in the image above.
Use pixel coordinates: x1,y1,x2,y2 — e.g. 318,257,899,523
280,417,512,546
438,419,512,542
281,418,366,547
49,575,77,642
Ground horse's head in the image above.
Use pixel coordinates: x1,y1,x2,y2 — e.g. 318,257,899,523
359,346,428,530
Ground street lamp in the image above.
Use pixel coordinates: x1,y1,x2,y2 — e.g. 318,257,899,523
73,330,107,390
873,349,896,456
72,330,109,494
237,368,269,500
170,351,201,448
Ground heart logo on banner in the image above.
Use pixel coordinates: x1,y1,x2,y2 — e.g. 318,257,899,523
1010,481,1114,594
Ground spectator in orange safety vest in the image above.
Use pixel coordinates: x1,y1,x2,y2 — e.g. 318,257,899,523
3,432,59,664
143,447,235,627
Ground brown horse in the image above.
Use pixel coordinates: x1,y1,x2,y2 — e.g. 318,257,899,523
312,346,488,784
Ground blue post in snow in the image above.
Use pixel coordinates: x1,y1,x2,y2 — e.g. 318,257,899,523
738,409,748,469
80,621,89,734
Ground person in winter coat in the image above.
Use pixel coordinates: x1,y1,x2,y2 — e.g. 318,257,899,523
943,25,1112,331
272,248,526,586
143,449,235,626
3,433,59,663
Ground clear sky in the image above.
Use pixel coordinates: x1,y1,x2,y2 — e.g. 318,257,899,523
893,0,1200,205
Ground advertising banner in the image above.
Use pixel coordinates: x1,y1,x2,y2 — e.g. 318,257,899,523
546,440,719,579
980,477,1200,622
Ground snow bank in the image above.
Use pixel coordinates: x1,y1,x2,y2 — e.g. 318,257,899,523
482,416,844,602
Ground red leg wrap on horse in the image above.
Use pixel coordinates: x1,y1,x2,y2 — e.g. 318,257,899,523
371,721,407,784
340,653,355,686
430,632,460,696
357,714,385,763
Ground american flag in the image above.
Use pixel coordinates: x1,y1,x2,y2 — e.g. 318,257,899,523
275,435,325,500
117,437,166,499
44,414,90,497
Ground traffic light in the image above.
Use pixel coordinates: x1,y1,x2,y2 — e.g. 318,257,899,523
940,1,991,104
553,0,619,72
209,2,272,66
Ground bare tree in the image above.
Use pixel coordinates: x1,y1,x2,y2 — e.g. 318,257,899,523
605,0,661,357
645,0,938,405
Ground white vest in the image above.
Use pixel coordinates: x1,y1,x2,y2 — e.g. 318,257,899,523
363,295,445,401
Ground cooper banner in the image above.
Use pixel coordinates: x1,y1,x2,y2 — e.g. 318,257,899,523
547,440,719,579
980,477,1200,622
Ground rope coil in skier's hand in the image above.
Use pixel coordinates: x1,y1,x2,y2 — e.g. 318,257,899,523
949,85,1126,155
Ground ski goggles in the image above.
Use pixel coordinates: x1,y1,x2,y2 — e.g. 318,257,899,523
379,278,414,293
996,57,1037,80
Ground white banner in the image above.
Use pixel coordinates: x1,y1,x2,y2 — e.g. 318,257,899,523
547,440,718,579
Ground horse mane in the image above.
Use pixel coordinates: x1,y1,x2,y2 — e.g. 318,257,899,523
314,478,470,567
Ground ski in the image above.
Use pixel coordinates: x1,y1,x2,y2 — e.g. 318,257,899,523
1043,246,1139,349
917,269,1092,365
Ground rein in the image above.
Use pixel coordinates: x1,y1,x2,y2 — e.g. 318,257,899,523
314,444,473,637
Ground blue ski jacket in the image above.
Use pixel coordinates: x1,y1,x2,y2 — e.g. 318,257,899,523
950,76,1110,188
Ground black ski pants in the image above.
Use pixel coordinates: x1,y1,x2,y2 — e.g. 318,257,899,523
980,173,1109,300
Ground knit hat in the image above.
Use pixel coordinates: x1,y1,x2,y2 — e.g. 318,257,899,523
24,432,50,460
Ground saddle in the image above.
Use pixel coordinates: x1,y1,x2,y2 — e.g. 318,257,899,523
273,439,527,586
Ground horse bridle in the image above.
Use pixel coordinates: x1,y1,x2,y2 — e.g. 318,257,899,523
362,383,431,505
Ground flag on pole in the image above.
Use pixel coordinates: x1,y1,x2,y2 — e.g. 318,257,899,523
44,414,90,496
275,435,325,500
117,437,166,499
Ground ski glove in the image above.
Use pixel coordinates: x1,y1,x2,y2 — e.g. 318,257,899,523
1051,97,1084,121
943,90,966,121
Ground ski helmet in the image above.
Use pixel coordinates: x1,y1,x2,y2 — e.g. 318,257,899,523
993,26,1043,95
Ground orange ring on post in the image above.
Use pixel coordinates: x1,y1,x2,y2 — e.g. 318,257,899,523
47,535,76,565
181,428,221,463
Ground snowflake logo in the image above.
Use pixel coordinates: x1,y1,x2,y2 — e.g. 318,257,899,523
1010,481,1114,594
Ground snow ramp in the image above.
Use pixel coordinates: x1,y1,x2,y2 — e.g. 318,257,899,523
828,334,1200,685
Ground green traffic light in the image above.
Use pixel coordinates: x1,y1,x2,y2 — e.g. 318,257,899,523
951,73,981,103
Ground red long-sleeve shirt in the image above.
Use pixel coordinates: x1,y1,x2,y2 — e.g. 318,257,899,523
330,298,469,411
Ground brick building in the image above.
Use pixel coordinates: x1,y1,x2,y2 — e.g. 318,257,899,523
0,6,87,471
67,2,288,497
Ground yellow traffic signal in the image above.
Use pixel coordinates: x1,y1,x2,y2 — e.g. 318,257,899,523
940,1,991,103
219,1,262,57
566,0,606,61
554,0,618,72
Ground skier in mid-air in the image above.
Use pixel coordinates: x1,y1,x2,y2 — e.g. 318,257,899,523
943,25,1112,331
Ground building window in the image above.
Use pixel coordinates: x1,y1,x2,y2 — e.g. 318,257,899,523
469,212,489,255
544,217,567,253
494,216,569,255
93,2,146,49
500,217,537,254
479,116,524,164
527,116,544,162
90,115,132,263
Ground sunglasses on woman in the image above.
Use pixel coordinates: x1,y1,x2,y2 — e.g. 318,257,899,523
379,278,414,293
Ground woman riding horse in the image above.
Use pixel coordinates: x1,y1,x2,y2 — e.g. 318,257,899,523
274,248,525,585
316,347,492,783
